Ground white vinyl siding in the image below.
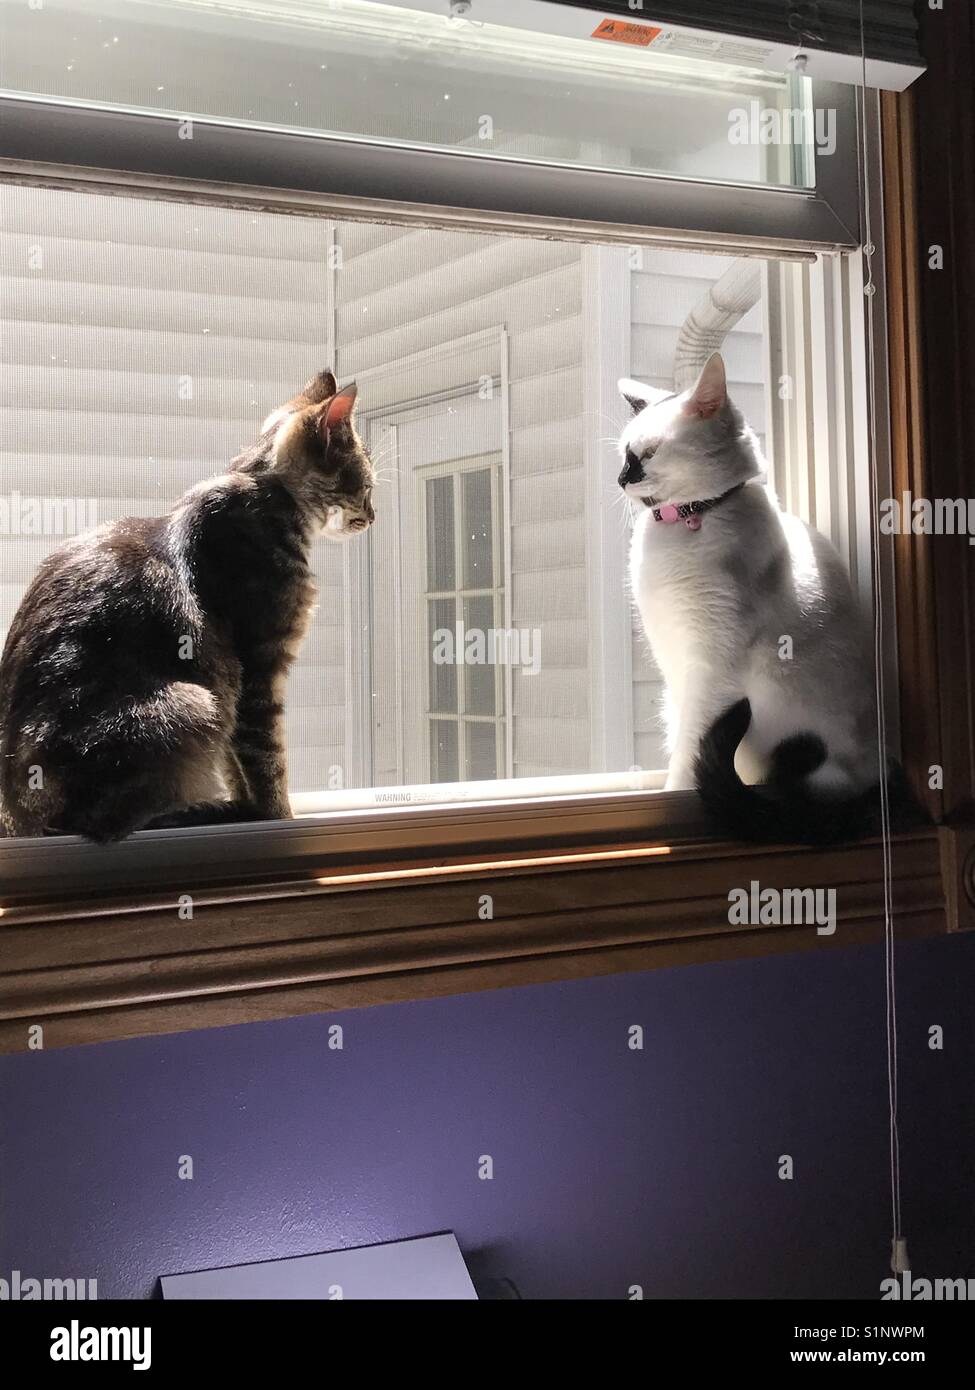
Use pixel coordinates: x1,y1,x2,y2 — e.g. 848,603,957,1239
0,184,338,794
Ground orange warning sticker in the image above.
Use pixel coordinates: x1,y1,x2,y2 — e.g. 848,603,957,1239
591,18,662,47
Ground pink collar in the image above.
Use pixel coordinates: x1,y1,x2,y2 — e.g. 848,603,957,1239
645,482,745,531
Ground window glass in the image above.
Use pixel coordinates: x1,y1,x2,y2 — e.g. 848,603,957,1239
427,597,458,717
425,475,455,592
461,468,493,591
429,718,458,784
0,182,873,813
466,720,497,783
0,0,817,188
463,593,497,719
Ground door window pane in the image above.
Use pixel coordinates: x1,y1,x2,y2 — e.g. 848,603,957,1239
425,474,455,593
429,719,458,784
461,468,493,590
466,722,497,782
463,593,496,718
428,597,457,715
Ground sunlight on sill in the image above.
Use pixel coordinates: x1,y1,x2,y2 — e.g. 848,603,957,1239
316,843,673,887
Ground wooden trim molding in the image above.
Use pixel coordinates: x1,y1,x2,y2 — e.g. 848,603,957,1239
939,825,975,935
880,2,975,930
881,86,939,820
0,828,944,1053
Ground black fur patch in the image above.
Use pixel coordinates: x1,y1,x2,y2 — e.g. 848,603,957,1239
693,698,924,845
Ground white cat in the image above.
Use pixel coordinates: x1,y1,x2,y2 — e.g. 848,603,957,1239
618,352,894,843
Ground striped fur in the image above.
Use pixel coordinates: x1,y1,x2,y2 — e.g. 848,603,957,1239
0,371,374,842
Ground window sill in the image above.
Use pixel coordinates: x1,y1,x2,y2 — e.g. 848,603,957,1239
0,789,958,1053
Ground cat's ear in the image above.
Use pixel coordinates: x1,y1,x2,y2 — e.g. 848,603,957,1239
683,353,727,419
319,382,358,437
301,370,338,404
618,378,672,416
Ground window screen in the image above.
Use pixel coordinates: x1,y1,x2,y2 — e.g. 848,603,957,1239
1,182,873,810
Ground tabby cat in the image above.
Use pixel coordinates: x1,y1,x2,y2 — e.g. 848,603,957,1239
0,370,374,842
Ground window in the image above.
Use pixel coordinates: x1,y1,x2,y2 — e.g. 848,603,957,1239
3,0,956,1055
0,184,877,813
1,0,825,188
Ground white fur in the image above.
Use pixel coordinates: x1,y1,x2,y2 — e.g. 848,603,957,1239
620,354,878,793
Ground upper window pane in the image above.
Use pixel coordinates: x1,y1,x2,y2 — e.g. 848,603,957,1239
0,0,817,188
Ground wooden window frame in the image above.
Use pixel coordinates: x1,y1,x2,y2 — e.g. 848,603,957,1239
2,22,974,1050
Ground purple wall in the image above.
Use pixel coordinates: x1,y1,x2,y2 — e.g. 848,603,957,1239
1,935,973,1300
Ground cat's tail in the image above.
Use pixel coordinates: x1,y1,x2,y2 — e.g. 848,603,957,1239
693,698,920,845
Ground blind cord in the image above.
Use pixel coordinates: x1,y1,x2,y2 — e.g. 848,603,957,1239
854,0,908,1277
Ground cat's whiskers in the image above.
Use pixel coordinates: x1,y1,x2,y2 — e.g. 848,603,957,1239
609,487,638,532
588,406,631,439
367,442,400,466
